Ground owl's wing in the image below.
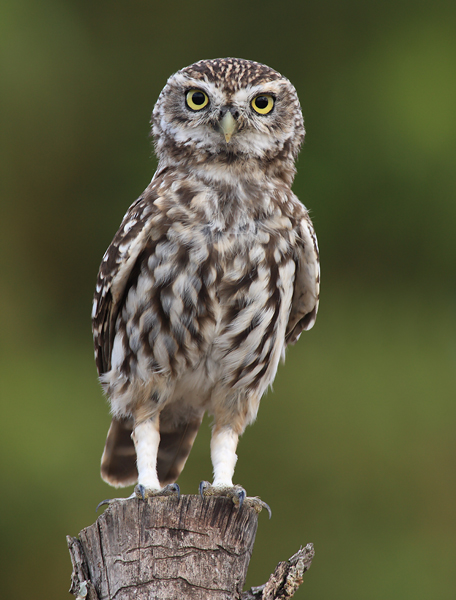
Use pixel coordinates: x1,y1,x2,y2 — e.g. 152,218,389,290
92,193,155,375
285,214,320,345
93,185,204,488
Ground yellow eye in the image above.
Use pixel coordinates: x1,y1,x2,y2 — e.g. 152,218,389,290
251,94,275,115
186,89,209,111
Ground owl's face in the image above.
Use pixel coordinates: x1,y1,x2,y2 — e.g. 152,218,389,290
152,58,304,176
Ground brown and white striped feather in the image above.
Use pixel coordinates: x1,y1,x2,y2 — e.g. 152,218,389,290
92,58,320,488
93,175,318,486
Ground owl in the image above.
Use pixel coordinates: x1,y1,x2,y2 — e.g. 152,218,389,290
92,58,320,507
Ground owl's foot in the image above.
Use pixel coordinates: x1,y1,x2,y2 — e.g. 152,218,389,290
135,483,180,501
95,483,180,511
199,480,246,506
198,481,271,518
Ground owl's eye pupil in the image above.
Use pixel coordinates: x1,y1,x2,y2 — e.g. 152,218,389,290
192,92,206,105
186,89,209,111
251,94,274,114
255,97,269,109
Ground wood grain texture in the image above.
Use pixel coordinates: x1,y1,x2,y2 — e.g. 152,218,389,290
69,495,259,600
241,545,315,600
67,494,314,599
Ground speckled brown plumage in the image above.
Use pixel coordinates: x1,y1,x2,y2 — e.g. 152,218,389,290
92,58,320,497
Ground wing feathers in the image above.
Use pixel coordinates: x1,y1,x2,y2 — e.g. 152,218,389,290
92,191,157,374
285,214,320,345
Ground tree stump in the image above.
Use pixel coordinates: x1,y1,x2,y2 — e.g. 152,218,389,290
67,495,314,600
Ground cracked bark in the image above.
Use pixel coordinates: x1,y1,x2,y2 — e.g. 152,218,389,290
67,495,313,600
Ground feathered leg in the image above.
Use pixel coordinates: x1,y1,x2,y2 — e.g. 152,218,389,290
132,416,180,499
199,425,271,517
211,426,239,488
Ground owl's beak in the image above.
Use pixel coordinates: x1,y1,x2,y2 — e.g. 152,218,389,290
219,111,237,143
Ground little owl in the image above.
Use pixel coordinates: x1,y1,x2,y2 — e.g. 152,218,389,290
92,58,320,508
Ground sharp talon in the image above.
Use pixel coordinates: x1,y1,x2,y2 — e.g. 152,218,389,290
263,501,272,519
167,483,180,500
240,496,272,517
96,499,112,512
237,488,246,508
138,484,146,501
199,480,210,499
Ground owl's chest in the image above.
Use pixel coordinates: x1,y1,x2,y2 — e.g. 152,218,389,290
187,217,293,292
180,220,296,343
119,212,296,390
165,222,295,392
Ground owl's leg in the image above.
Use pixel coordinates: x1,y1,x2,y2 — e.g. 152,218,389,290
132,418,161,491
199,426,244,502
132,416,180,500
96,416,179,510
199,425,271,517
211,426,239,488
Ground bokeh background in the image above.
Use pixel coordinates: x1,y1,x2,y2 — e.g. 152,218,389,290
1,1,455,598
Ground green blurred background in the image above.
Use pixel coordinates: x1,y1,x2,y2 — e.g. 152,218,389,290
1,1,455,598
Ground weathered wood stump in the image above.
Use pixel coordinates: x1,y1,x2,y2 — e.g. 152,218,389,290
67,495,313,600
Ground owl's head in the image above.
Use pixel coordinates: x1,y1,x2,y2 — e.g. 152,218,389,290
151,58,305,182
